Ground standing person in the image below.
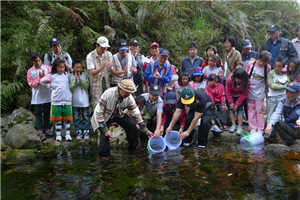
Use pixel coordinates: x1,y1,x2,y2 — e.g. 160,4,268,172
191,67,206,92
44,38,73,71
144,48,173,98
130,40,146,96
27,53,52,136
40,58,73,142
203,54,224,82
86,36,113,106
91,79,153,157
181,43,204,77
160,91,186,136
201,45,223,70
246,51,271,134
260,24,298,69
241,39,259,70
267,57,290,128
226,68,250,135
224,35,243,81
287,57,300,83
265,82,300,146
291,25,300,60
69,60,91,140
166,87,215,148
172,72,195,99
111,39,137,85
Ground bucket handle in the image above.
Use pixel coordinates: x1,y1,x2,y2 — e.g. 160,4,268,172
242,133,253,147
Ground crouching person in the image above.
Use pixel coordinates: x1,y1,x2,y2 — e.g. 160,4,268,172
91,79,153,157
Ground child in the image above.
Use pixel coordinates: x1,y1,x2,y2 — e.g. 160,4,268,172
191,67,206,91
27,53,52,136
225,68,250,135
69,60,91,140
40,58,73,142
172,72,195,99
207,74,228,132
287,57,300,83
267,57,290,124
201,45,223,70
246,51,271,134
203,54,224,83
125,95,151,122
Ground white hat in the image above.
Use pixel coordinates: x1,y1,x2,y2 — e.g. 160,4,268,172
97,36,110,48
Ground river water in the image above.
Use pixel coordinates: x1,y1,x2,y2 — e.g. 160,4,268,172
1,141,300,199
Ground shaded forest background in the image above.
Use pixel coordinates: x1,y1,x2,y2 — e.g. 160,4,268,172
1,0,300,113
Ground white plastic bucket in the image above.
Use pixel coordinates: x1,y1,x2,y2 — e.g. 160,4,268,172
147,136,166,153
164,131,182,150
240,132,264,148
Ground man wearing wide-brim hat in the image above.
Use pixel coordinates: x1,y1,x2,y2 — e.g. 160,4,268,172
91,79,153,157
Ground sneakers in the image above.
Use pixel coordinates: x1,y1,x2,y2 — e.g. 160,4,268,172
229,124,237,133
45,129,53,136
197,145,206,149
236,126,243,135
66,134,72,141
83,130,90,140
211,124,222,133
56,135,62,142
183,142,191,147
76,131,83,141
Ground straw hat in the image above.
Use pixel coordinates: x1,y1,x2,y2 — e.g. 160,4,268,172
118,79,137,93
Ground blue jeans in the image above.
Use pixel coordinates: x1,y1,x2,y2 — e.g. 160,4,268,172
228,97,245,116
267,94,285,123
72,107,91,131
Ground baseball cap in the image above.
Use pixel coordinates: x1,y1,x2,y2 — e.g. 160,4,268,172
181,87,195,105
49,38,60,47
165,91,177,104
150,42,159,48
118,39,129,50
131,40,139,45
97,36,110,48
193,67,203,76
286,82,300,92
150,84,160,96
242,39,252,49
159,48,169,56
267,24,281,32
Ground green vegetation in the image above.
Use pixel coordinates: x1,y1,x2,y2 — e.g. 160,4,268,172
1,1,300,112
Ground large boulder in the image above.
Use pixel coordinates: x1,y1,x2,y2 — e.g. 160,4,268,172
1,115,9,135
8,107,35,128
2,124,41,149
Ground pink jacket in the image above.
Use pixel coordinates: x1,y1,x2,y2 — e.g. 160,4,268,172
27,65,51,88
225,76,250,107
206,83,226,104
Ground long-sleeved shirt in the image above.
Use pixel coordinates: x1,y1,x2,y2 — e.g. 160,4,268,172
161,102,186,127
68,71,89,107
206,83,226,105
268,70,290,96
225,76,250,107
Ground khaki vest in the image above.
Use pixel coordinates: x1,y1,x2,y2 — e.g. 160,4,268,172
112,53,133,84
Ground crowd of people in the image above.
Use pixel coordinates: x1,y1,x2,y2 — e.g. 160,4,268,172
27,24,300,157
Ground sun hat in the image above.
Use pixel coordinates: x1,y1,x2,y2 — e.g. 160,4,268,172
181,87,195,105
118,79,137,93
97,36,110,48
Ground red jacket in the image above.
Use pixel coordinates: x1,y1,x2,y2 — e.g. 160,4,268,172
206,83,226,105
161,102,186,127
225,76,250,107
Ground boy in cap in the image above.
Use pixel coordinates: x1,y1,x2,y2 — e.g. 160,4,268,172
260,24,298,69
44,38,73,71
86,36,113,106
241,39,259,70
265,82,300,146
166,87,215,148
91,79,153,157
111,39,137,85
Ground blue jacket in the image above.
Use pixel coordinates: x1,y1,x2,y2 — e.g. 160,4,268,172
181,55,203,77
281,97,300,128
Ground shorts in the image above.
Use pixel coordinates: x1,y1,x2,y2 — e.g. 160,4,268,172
50,104,73,121
228,96,245,116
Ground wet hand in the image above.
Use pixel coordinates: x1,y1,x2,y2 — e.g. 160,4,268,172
145,130,153,138
264,124,272,135
180,131,189,140
154,129,161,138
105,130,113,138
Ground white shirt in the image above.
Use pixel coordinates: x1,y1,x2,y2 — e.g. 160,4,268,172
268,73,289,97
69,74,89,107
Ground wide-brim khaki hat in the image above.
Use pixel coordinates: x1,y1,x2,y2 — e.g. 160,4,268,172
118,79,137,93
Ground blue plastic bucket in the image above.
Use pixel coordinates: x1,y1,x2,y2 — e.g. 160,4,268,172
147,136,166,153
164,131,182,150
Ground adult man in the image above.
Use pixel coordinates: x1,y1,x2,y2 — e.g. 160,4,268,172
141,84,163,138
166,87,215,148
86,36,113,106
91,79,153,157
265,82,300,146
144,48,173,98
44,38,72,71
111,39,137,85
241,39,259,70
181,43,204,77
291,25,300,60
260,24,298,69
130,40,146,96
145,42,160,63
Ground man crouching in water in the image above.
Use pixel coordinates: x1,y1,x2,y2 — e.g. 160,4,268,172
91,79,153,158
